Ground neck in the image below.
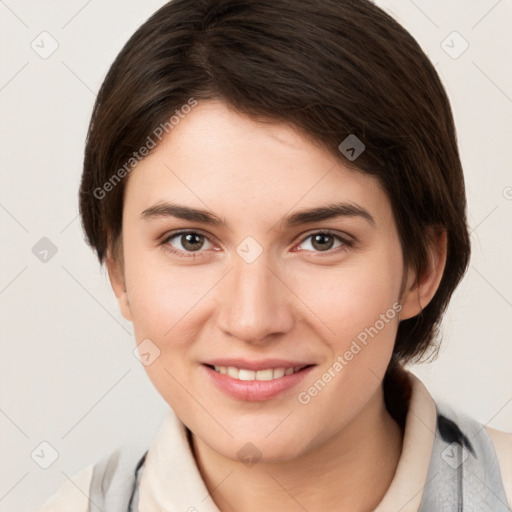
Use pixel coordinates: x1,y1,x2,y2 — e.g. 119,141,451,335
190,381,405,512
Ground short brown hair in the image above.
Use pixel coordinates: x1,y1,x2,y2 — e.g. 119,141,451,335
79,0,471,367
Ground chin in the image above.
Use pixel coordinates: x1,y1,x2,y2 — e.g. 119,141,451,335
207,430,310,465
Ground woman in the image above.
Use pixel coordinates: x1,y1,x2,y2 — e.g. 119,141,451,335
38,0,511,510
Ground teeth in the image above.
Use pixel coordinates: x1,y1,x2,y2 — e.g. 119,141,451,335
212,365,303,381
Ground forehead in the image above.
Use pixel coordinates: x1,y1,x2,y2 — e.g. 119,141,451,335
123,100,394,230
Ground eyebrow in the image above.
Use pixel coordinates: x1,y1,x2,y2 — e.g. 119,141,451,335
140,201,375,229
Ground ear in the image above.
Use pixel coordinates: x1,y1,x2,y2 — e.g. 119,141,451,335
105,249,133,322
399,227,448,321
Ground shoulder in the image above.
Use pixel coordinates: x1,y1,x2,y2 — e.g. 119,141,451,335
486,425,512,510
88,441,148,509
36,441,148,512
37,464,93,512
431,398,512,509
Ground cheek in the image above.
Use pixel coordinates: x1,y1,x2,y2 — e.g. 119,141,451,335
288,260,402,430
123,253,204,408
289,255,402,345
124,245,206,334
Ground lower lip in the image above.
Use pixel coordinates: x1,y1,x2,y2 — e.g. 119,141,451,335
202,364,315,401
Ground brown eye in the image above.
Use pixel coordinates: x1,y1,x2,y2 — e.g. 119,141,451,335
164,231,214,256
297,232,348,253
294,231,355,258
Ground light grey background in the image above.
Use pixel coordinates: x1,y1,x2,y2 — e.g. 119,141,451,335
0,1,511,510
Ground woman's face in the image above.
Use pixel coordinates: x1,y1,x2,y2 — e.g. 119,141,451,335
113,99,412,462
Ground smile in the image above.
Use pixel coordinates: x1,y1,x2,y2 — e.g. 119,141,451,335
202,363,316,401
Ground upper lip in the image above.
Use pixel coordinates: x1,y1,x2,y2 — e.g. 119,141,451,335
202,358,315,371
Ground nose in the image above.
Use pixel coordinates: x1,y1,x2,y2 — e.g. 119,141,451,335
216,252,295,345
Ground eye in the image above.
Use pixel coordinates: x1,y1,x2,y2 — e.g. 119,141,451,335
295,231,353,256
162,231,215,257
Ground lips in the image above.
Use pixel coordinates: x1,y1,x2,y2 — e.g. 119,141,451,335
201,359,316,401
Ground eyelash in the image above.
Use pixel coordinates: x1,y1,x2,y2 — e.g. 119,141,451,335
160,229,355,259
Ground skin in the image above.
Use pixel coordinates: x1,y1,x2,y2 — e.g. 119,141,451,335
107,99,447,511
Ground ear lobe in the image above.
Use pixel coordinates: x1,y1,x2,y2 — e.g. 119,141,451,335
106,252,133,322
399,228,448,321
